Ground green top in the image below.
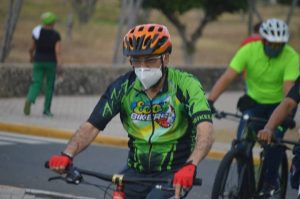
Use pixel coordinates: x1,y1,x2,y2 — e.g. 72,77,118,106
230,41,299,104
88,68,212,173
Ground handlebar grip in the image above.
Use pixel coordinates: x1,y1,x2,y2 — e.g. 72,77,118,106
194,178,202,185
282,118,296,129
45,161,49,168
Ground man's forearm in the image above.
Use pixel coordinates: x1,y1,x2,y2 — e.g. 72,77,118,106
209,68,237,102
187,122,214,166
265,98,297,131
64,122,99,157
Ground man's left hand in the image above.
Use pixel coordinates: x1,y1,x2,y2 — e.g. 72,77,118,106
257,128,273,144
173,163,196,188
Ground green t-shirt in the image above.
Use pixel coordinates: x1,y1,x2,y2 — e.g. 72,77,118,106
88,68,212,172
230,41,299,104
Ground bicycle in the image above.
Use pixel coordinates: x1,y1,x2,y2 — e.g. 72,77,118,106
45,162,202,199
211,110,296,199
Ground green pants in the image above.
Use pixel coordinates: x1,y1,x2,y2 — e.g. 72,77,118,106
26,62,56,112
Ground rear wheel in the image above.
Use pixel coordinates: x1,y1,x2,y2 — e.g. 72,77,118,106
211,149,251,199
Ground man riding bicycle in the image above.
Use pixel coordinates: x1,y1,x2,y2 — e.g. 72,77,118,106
208,18,299,197
47,24,214,199
258,75,300,193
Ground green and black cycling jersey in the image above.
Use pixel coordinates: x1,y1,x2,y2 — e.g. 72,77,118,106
287,76,300,103
88,67,212,173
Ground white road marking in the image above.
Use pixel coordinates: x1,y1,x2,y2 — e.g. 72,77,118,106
0,131,68,146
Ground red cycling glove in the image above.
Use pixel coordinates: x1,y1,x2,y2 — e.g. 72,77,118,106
173,163,197,188
49,153,72,170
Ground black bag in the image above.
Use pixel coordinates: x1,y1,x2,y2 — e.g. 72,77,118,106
236,94,257,112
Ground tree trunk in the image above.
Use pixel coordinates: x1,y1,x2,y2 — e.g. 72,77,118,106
162,10,209,66
72,0,97,25
112,0,143,65
113,0,128,64
0,0,23,62
286,0,299,25
181,40,196,67
247,0,254,35
65,11,74,43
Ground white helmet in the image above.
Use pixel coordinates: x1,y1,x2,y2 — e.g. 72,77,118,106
259,18,289,43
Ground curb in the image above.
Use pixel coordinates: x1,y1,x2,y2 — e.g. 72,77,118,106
0,121,225,160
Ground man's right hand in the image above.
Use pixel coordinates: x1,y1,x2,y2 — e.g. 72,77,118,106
48,153,72,172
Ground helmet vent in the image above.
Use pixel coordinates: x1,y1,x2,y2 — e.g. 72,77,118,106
158,27,163,32
158,36,167,46
144,36,151,46
148,26,155,32
277,31,281,36
138,26,144,31
129,37,133,47
130,28,135,34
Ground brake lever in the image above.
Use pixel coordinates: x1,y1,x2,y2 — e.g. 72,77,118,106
214,111,225,119
47,165,83,185
65,166,83,184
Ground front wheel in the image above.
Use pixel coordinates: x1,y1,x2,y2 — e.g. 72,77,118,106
211,149,250,199
256,149,288,199
277,151,288,199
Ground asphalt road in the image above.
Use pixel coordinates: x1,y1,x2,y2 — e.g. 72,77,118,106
0,132,298,199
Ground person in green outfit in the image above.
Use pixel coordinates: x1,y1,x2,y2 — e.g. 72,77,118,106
24,11,63,117
208,18,299,197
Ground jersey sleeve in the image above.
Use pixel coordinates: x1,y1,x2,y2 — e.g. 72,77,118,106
287,76,300,103
180,74,212,126
87,74,130,130
229,44,250,73
55,31,61,42
283,49,299,81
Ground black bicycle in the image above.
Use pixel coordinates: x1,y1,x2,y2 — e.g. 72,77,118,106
45,162,202,199
211,110,296,199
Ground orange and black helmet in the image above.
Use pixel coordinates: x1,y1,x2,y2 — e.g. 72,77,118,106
123,24,172,56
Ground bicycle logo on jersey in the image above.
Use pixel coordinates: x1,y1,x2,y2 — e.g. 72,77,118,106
131,98,176,128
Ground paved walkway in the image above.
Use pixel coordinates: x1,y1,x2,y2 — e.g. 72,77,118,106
1,91,299,198
0,92,245,136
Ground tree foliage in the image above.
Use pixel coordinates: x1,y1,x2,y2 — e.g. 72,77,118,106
142,0,248,65
277,0,300,6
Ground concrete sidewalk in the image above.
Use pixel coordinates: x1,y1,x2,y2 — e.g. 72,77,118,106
1,91,299,141
0,92,243,136
0,91,299,198
1,91,299,154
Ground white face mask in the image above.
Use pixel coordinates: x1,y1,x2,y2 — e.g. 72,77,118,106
134,67,162,90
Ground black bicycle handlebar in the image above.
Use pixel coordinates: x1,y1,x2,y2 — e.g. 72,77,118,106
45,161,202,186
271,136,300,147
214,110,295,129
